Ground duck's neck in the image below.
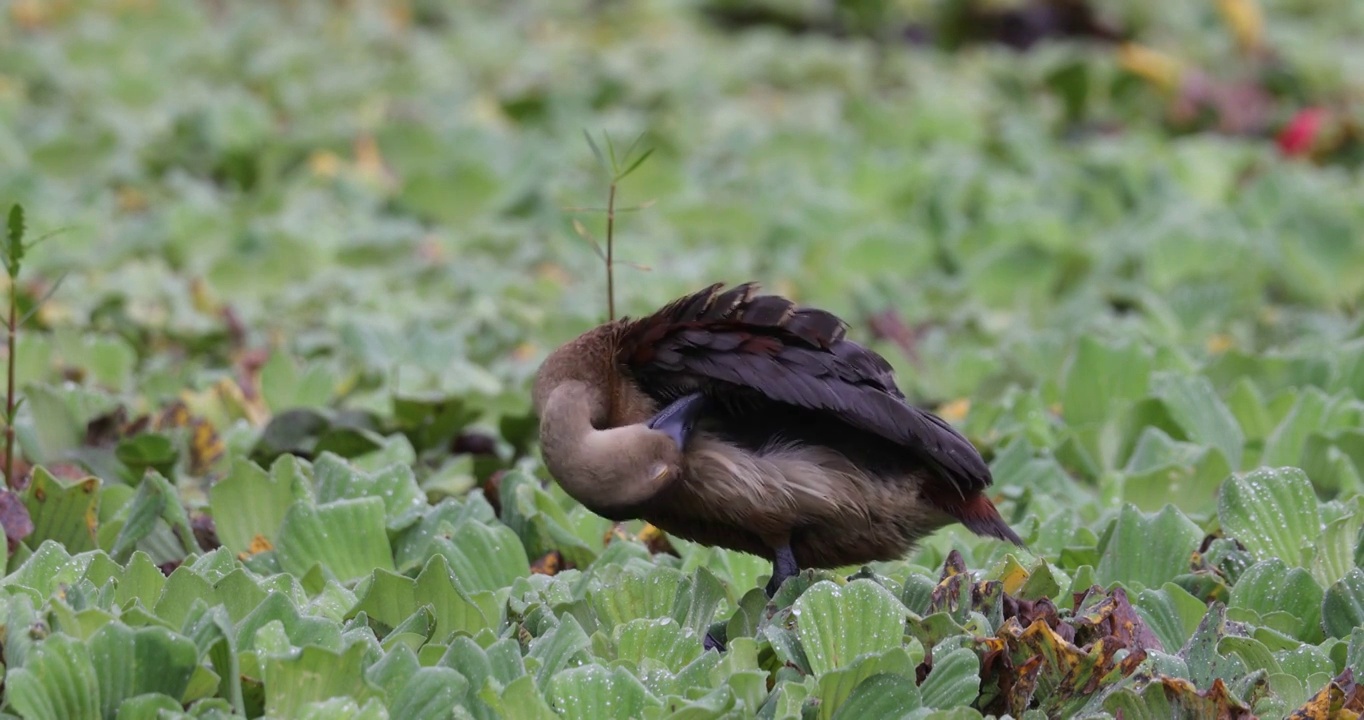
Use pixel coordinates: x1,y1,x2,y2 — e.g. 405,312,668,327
537,380,678,515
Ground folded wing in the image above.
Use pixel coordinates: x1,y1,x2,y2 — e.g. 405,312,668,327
616,282,993,496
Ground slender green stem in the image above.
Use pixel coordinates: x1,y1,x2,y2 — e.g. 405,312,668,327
606,181,616,322
5,276,16,489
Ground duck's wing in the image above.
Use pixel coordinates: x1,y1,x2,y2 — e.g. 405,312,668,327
616,282,993,496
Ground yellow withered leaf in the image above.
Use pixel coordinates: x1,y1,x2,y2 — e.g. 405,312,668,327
937,398,971,424
1216,0,1265,53
1117,43,1184,92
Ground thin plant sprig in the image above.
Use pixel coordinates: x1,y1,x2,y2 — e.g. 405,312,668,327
570,130,656,323
3,204,66,490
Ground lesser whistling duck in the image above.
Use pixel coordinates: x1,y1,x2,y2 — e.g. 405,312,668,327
532,282,1023,601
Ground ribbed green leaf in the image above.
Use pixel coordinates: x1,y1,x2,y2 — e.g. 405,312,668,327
2,539,82,599
1096,504,1201,590
1133,583,1206,653
263,641,375,718
483,675,558,720
1218,467,1320,568
830,673,923,720
413,554,494,641
528,614,591,687
589,566,685,629
1323,568,1364,639
209,456,310,557
236,591,343,652
815,647,919,720
795,580,910,676
918,647,981,709
547,664,660,720
89,623,197,719
8,633,101,720
614,617,702,673
1311,502,1363,587
312,454,425,529
1150,373,1244,469
276,497,394,582
1228,560,1323,642
112,693,182,720
22,467,100,553
1062,338,1152,427
152,565,214,630
294,697,390,720
431,519,527,595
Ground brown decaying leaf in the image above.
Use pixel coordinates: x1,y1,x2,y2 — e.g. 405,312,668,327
637,523,677,557
0,451,32,489
929,548,971,616
1155,677,1255,719
1071,585,1164,652
602,522,634,547
989,616,1149,716
530,550,566,576
1000,594,1071,641
232,346,269,401
955,553,1160,716
192,514,220,552
187,419,225,476
451,431,498,457
481,469,505,517
86,400,228,479
154,400,226,477
84,406,130,447
234,534,274,562
0,489,33,552
1287,669,1364,720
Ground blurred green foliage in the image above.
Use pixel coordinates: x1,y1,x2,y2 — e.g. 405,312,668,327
1,0,1364,716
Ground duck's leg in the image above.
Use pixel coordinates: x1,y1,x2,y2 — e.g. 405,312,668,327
765,544,799,597
704,544,797,653
647,392,707,451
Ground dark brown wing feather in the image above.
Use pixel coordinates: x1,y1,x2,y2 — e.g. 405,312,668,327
616,282,993,495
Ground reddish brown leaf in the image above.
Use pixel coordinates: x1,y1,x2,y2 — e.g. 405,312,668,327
481,469,506,517
1001,594,1070,641
0,489,33,552
84,406,130,447
192,514,220,552
930,549,971,616
979,584,1154,716
1072,586,1164,653
232,346,268,401
451,431,498,457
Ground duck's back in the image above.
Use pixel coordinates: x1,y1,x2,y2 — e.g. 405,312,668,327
611,282,1020,562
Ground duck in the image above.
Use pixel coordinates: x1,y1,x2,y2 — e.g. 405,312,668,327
531,281,1023,602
